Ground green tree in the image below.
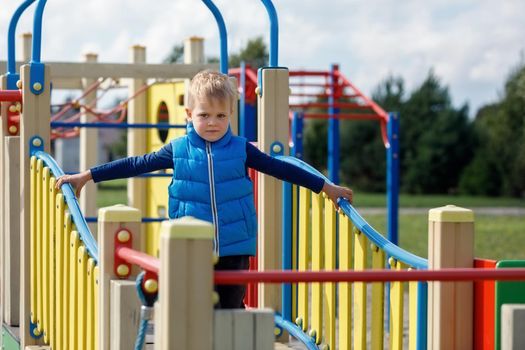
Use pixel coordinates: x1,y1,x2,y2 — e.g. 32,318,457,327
460,61,525,197
163,44,184,64
400,71,473,194
229,37,268,69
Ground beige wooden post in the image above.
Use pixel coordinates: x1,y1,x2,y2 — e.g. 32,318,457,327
0,75,6,334
256,68,289,311
127,46,147,212
19,64,51,348
184,37,205,65
22,33,32,62
110,280,141,350
158,217,214,350
427,205,474,350
80,53,99,234
98,204,142,350
3,136,20,325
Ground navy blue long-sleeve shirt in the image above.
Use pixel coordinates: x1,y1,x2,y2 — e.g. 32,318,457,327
91,142,325,193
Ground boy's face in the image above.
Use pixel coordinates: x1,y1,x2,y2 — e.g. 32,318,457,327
186,97,232,142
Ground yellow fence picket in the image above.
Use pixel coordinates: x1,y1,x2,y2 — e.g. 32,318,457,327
389,259,404,350
297,187,310,331
353,228,367,350
371,246,385,350
42,167,50,341
323,196,336,348
49,177,57,348
338,214,353,349
69,230,80,349
63,213,71,349
311,192,323,344
86,259,96,350
77,245,87,350
30,157,37,325
55,194,65,350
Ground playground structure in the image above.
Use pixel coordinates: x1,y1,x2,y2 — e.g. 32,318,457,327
1,1,525,350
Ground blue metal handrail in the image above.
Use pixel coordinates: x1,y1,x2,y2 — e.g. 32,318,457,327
201,0,228,74
34,151,99,263
260,0,279,67
274,314,318,350
31,0,47,64
275,155,428,269
6,0,37,89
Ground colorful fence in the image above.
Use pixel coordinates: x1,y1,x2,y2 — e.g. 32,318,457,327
30,151,99,350
279,156,428,350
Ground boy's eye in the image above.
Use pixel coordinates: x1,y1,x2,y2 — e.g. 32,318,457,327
198,113,208,118
218,114,227,119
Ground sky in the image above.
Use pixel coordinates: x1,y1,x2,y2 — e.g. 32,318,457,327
1,0,524,116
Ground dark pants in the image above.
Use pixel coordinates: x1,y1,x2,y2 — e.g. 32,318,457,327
214,255,250,309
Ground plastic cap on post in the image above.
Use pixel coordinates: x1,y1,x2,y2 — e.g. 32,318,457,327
160,216,214,240
98,204,141,223
428,205,474,223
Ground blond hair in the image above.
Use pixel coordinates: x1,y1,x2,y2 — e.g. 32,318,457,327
187,70,238,109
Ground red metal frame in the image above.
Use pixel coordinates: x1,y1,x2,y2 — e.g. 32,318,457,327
215,268,525,285
474,258,497,350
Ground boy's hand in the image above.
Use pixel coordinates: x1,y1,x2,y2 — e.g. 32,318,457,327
322,182,353,210
55,170,93,197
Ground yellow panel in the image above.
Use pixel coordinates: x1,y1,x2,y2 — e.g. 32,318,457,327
30,157,37,324
146,82,187,256
291,185,298,322
77,246,87,350
86,259,96,350
42,167,50,341
323,196,336,349
297,187,311,331
55,194,65,350
338,214,353,350
311,192,324,345
389,260,404,350
36,159,43,332
49,177,57,348
69,231,80,350
353,228,367,350
409,279,418,350
63,213,71,349
94,266,100,349
371,247,385,350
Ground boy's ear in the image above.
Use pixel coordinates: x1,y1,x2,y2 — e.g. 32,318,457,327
185,108,192,121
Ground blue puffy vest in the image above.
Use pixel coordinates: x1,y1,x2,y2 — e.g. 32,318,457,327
168,123,257,256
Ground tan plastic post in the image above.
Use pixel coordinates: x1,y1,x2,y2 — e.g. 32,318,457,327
98,204,141,350
256,68,289,311
184,37,205,65
0,75,6,332
110,280,141,350
22,33,32,62
19,64,51,348
427,205,474,350
158,217,214,350
4,136,20,325
80,53,99,234
127,46,147,213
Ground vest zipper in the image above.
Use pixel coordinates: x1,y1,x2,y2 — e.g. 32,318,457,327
206,141,219,254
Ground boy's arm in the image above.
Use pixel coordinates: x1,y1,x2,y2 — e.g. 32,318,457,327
246,143,353,209
90,143,173,182
56,143,174,196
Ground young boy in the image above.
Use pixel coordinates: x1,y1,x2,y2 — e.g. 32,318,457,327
56,70,353,309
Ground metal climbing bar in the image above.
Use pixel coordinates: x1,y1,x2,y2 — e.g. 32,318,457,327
7,0,37,89
260,0,279,66
201,0,228,73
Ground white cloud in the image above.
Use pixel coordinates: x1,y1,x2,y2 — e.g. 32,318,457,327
1,0,524,114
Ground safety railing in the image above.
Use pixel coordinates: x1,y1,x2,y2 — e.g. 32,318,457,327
278,155,428,350
30,149,99,350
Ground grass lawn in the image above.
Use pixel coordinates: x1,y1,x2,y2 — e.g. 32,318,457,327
97,179,127,207
364,213,525,261
354,192,525,208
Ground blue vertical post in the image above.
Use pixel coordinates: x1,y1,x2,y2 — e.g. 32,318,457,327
201,0,228,74
416,282,428,350
239,61,246,138
387,112,399,244
328,64,340,184
291,112,304,159
260,0,279,67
